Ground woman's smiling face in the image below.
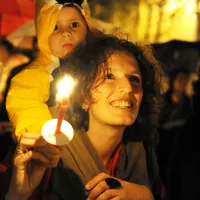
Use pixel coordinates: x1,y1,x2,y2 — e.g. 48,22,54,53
87,51,143,129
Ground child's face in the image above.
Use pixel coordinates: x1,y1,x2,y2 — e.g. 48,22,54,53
87,51,143,129
48,6,88,59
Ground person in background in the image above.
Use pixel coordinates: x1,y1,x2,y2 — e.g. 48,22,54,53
159,67,192,129
156,67,193,186
0,50,32,161
0,38,15,103
0,52,30,102
0,39,31,162
165,64,200,200
4,35,163,200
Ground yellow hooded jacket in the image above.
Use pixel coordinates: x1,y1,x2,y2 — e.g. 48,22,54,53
6,0,85,141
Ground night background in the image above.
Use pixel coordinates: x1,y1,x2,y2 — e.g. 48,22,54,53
1,0,200,73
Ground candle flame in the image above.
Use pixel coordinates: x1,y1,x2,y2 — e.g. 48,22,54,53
57,75,75,100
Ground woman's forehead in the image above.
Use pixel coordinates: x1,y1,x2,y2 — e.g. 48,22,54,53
106,51,139,71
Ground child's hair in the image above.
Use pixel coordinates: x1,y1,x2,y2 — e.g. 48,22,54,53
61,35,163,145
57,0,84,5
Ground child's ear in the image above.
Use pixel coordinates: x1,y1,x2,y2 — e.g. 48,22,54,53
82,102,89,112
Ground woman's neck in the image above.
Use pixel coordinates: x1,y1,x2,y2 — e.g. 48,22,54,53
87,124,125,166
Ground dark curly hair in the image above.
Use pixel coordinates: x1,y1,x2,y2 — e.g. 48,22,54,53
60,35,163,145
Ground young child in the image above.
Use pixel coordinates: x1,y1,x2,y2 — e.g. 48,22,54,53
6,0,102,142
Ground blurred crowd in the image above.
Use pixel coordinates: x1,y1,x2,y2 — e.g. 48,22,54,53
0,37,38,160
156,66,198,195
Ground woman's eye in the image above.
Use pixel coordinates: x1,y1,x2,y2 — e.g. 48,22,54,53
54,25,59,30
129,76,141,84
71,22,79,28
105,73,114,79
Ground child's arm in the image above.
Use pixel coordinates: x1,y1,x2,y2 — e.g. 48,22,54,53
6,64,52,142
6,64,62,168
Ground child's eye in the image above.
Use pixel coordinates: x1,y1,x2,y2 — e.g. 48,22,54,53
71,22,79,28
54,25,59,31
105,73,114,79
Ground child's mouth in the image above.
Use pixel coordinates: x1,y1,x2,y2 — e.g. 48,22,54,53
63,43,73,48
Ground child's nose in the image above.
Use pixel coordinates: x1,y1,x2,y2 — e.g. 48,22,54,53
62,29,72,38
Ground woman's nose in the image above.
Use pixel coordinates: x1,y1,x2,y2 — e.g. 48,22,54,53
117,79,132,93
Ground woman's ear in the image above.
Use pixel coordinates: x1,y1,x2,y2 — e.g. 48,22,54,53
82,102,89,112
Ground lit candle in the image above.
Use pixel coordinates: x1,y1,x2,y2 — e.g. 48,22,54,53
55,76,75,134
41,75,75,145
55,98,68,134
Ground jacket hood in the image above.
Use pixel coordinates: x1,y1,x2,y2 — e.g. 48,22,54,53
35,0,62,73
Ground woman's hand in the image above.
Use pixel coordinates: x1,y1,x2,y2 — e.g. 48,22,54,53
18,132,64,168
6,149,49,200
85,173,154,200
36,143,65,168
5,132,63,200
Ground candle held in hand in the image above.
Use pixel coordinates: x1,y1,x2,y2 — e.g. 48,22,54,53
55,98,68,134
41,75,75,146
55,76,75,134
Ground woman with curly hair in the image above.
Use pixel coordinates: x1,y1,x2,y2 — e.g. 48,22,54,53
5,35,163,200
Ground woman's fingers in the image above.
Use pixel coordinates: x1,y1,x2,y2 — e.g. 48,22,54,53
18,132,48,150
87,180,109,200
109,196,121,200
17,132,63,168
36,143,61,160
96,189,120,200
14,150,49,166
56,145,66,151
35,143,61,167
86,173,110,191
40,153,61,168
86,173,123,200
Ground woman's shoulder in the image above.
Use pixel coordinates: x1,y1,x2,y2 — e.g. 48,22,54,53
123,140,145,163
